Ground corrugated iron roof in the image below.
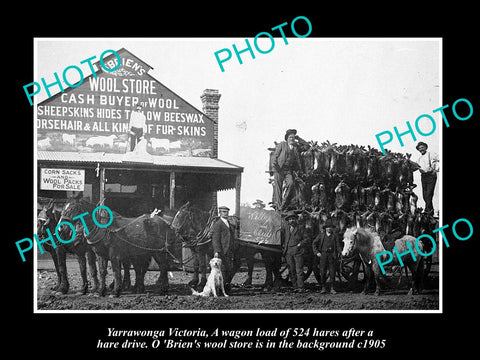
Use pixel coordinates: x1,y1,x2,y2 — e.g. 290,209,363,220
37,151,122,163
37,151,243,171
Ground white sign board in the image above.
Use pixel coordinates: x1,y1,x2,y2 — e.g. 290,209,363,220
40,168,85,191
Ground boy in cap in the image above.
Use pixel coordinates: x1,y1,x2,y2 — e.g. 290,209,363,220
312,219,342,294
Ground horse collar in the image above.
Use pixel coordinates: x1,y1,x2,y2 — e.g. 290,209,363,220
85,225,109,245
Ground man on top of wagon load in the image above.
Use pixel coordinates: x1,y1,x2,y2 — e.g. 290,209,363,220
212,206,236,293
272,129,302,211
415,141,439,215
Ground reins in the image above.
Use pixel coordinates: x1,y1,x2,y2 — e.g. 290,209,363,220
60,202,202,267
172,207,216,248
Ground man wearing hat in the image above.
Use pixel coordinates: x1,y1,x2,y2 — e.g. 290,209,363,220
415,142,439,214
312,219,342,294
212,206,236,292
128,103,147,152
281,210,310,291
272,129,302,210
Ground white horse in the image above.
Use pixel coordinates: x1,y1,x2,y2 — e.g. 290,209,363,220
342,227,424,295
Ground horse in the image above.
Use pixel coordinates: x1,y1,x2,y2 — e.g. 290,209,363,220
341,226,424,295
58,199,172,297
170,202,216,290
172,202,285,292
413,211,438,278
233,241,284,291
37,199,99,295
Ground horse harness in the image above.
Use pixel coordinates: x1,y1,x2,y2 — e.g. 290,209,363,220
58,211,172,251
172,207,216,248
342,230,373,267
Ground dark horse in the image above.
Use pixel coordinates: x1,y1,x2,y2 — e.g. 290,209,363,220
37,199,98,295
236,242,283,291
170,202,218,290
58,199,172,297
172,202,283,291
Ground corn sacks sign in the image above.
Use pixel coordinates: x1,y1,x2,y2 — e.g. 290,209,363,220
36,48,214,157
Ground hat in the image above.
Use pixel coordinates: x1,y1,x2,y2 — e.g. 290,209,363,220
218,206,230,211
252,199,265,208
322,219,336,229
284,129,297,141
416,142,428,150
285,210,297,220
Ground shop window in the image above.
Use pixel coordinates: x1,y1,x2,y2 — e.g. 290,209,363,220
105,184,137,193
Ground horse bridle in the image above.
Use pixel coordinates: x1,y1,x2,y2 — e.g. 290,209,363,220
342,230,358,257
37,218,50,241
171,208,193,235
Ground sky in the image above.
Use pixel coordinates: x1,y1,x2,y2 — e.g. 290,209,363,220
35,38,441,213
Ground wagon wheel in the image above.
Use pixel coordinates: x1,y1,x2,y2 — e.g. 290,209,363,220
340,254,362,282
279,262,290,285
385,265,405,289
302,263,314,282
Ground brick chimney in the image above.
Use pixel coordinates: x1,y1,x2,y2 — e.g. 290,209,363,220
200,89,221,158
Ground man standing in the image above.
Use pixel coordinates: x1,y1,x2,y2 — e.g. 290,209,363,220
312,220,342,294
128,103,147,151
212,206,236,293
272,129,302,211
281,211,309,292
415,141,439,214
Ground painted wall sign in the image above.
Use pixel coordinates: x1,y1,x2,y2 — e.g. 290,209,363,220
239,206,282,246
40,168,85,191
37,48,214,157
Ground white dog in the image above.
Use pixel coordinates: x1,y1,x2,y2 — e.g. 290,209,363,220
191,257,228,297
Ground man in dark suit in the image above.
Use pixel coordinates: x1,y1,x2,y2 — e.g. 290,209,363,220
212,206,236,292
272,129,302,210
281,211,310,291
312,220,342,294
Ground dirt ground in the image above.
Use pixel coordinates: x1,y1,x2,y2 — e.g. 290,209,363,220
36,257,439,311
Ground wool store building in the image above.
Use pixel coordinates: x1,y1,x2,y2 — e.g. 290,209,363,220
36,47,243,234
